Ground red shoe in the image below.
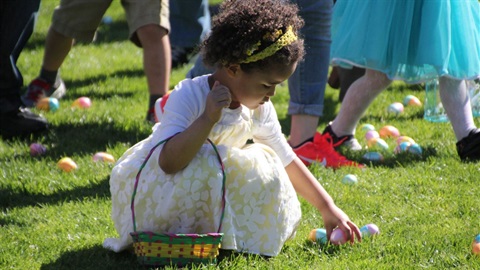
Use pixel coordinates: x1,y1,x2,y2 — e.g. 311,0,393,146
293,132,365,169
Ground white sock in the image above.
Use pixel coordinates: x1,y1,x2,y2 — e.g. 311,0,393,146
439,77,476,141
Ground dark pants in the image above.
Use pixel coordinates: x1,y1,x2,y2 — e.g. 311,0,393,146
0,0,40,112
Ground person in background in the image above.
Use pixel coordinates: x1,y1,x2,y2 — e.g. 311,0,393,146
323,0,480,161
21,0,171,123
104,0,361,256
0,0,48,139
169,0,211,69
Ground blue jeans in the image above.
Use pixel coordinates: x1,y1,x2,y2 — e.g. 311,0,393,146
288,0,332,117
169,0,211,48
0,0,40,112
188,0,332,117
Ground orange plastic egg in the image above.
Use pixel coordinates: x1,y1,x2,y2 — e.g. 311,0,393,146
57,157,78,172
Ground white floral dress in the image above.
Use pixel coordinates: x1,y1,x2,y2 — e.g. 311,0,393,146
103,75,301,256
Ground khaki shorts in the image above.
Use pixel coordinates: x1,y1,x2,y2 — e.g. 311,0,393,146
51,0,169,47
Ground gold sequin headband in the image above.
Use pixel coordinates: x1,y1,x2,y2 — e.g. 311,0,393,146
240,26,297,64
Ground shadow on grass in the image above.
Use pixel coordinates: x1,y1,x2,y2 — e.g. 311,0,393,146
2,121,150,158
0,176,110,209
341,144,439,169
62,68,144,95
40,245,140,270
40,246,264,270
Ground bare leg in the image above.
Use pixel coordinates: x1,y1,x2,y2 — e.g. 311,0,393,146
136,24,171,96
289,114,319,146
330,69,391,136
42,28,73,72
439,77,476,141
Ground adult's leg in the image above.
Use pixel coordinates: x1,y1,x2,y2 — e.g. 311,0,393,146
136,25,171,98
22,0,111,106
287,0,332,146
0,0,48,138
169,0,210,68
125,0,171,122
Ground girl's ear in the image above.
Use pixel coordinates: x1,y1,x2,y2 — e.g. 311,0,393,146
226,64,241,78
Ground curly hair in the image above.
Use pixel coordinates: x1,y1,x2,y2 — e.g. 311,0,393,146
201,0,305,73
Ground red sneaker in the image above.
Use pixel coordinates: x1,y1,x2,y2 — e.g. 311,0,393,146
293,132,365,169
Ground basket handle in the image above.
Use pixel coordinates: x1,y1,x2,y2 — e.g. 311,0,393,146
130,136,226,233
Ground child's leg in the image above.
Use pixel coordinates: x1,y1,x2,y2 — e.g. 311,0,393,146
439,77,476,141
330,69,392,136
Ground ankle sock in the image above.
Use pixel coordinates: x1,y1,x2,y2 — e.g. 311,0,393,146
39,68,58,85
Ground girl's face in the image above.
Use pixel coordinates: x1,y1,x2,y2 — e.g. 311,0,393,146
228,62,297,110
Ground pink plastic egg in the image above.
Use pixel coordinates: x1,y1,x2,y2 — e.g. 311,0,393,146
72,97,92,109
379,125,400,138
92,152,115,163
330,228,347,245
360,224,380,237
365,130,380,141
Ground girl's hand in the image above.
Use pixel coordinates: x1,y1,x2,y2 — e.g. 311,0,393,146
203,81,232,124
322,204,362,244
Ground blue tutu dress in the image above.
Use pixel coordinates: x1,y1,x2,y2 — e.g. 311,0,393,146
331,0,480,83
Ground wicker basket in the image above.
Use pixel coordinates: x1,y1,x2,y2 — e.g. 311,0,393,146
130,138,226,267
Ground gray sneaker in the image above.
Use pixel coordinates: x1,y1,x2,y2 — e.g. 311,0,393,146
21,77,66,107
322,123,362,151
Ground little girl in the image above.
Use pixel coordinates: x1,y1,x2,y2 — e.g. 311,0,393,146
324,0,480,161
103,0,361,256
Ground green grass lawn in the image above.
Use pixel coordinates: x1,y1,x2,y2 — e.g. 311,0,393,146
2,1,480,269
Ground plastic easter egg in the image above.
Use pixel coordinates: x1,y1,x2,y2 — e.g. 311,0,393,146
387,102,404,115
102,16,113,24
36,97,59,112
57,157,78,172
475,234,480,243
394,141,412,154
29,143,46,157
473,242,480,255
342,174,358,185
407,143,423,155
92,152,115,163
330,228,347,245
365,130,380,141
360,224,380,237
396,136,416,145
379,125,400,138
72,97,92,109
308,228,327,244
363,151,384,162
403,95,422,107
367,138,389,150
360,124,375,132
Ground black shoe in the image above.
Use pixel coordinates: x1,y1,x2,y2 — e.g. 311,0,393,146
0,107,48,139
322,123,362,151
171,46,195,69
456,128,480,161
